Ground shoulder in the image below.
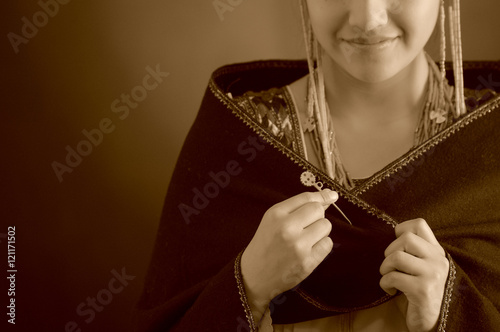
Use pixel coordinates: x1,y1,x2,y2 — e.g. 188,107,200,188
209,59,308,98
459,61,500,104
460,61,500,117
230,84,306,155
234,73,308,114
207,60,308,126
205,60,310,155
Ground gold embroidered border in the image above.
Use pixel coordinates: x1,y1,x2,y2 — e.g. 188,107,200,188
211,75,499,225
234,251,257,332
234,88,306,159
438,257,456,332
209,80,399,228
350,93,500,196
295,287,394,313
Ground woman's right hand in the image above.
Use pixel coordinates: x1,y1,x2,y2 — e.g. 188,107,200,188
240,190,339,320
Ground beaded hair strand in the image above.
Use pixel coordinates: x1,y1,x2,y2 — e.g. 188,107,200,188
439,0,447,114
448,0,466,116
299,0,335,180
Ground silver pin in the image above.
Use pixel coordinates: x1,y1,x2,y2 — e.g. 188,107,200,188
300,171,353,226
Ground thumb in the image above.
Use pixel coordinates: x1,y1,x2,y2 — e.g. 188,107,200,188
320,189,338,208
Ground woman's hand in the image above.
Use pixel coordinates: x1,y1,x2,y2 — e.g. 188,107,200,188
380,218,450,332
241,190,339,321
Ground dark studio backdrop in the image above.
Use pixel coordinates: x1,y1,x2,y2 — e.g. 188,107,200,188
1,0,499,331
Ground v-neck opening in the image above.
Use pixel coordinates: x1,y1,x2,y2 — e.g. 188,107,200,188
281,82,500,196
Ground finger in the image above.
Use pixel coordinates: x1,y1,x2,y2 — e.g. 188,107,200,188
302,218,332,245
395,218,440,246
384,232,435,258
379,270,416,296
310,236,333,264
380,250,423,276
273,190,339,216
291,202,329,228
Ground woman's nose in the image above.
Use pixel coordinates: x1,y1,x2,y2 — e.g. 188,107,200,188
348,0,389,33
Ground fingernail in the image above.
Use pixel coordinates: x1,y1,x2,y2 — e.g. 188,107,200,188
323,189,338,202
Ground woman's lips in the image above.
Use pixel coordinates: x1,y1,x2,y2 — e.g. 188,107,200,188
342,36,399,51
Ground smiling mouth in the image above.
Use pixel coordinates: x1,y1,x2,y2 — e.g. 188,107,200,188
346,37,398,45
342,37,399,51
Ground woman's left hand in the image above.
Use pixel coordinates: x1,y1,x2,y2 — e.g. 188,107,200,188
379,218,450,332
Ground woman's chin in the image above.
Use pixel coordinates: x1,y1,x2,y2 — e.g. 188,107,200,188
347,65,401,84
327,54,403,84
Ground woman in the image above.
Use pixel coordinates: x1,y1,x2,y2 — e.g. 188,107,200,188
137,1,500,331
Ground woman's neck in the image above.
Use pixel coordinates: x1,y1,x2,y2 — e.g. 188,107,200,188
324,52,429,127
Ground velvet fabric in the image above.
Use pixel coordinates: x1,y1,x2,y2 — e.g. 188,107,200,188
136,60,500,331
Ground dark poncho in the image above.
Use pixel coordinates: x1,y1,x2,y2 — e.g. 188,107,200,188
137,60,500,332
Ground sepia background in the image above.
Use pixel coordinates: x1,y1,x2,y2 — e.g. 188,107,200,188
1,0,499,330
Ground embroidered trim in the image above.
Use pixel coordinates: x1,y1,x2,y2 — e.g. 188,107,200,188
210,80,399,228
295,287,394,313
209,68,500,227
438,256,456,332
351,93,500,196
234,251,257,332
233,87,306,158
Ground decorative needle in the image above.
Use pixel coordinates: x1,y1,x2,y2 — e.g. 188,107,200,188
300,171,353,226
